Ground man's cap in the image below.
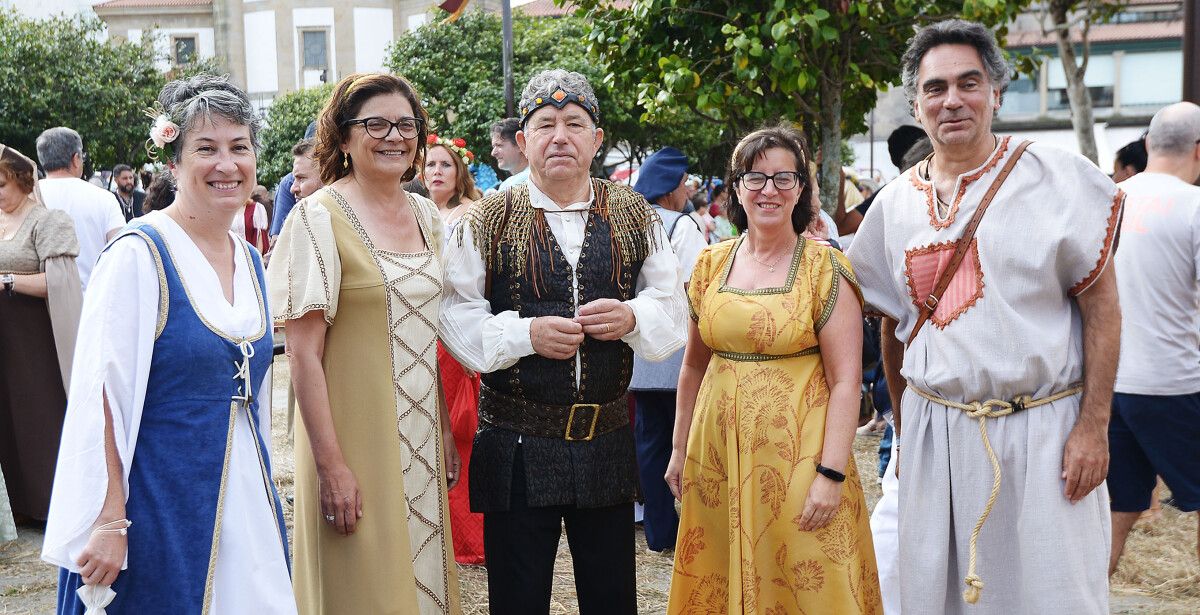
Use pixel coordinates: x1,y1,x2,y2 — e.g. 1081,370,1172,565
887,125,927,169
633,147,689,203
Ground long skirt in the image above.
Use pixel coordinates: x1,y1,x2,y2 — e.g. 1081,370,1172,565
438,343,484,565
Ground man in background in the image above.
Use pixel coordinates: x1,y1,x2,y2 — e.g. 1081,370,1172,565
111,164,145,222
36,127,124,290
491,117,530,192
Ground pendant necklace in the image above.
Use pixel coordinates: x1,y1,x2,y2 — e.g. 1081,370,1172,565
746,236,794,273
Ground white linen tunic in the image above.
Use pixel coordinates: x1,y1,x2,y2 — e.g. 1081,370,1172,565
43,211,296,614
848,138,1122,615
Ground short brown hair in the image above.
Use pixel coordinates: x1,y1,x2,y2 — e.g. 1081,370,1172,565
292,138,315,158
0,146,37,195
314,73,430,185
726,124,814,235
424,144,482,207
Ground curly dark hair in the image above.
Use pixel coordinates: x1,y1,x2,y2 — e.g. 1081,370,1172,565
725,124,814,235
314,73,430,185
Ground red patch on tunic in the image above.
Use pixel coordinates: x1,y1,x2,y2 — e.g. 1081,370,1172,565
904,239,985,329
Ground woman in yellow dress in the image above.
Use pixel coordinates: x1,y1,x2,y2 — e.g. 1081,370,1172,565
665,125,882,614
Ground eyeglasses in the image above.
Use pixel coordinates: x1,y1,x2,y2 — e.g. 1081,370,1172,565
342,116,424,139
737,171,801,191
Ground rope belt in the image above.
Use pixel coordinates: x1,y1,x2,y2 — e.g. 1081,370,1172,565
907,382,1083,605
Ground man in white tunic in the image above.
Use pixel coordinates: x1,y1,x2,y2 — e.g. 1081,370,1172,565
848,20,1122,614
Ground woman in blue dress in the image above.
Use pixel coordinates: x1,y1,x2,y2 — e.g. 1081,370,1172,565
42,75,296,615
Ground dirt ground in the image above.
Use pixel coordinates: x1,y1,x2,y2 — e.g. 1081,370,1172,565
2,359,1197,614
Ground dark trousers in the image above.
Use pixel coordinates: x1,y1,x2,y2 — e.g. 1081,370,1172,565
632,390,679,552
483,446,636,615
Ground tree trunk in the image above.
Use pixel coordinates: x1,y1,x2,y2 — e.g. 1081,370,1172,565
1052,3,1100,164
818,79,844,216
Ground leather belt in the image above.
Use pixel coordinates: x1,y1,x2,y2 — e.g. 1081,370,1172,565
478,385,629,442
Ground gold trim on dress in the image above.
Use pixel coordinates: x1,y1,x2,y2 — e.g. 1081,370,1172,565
116,229,171,340
718,234,806,296
713,346,820,362
140,222,267,344
201,401,239,615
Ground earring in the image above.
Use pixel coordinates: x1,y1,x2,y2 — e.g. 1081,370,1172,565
343,153,350,169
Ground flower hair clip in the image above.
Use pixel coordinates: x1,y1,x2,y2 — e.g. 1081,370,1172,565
426,133,475,165
143,104,180,164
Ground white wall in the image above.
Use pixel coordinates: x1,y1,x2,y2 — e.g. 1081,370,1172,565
244,11,279,94
353,7,393,73
293,7,335,89
129,27,215,72
2,0,105,19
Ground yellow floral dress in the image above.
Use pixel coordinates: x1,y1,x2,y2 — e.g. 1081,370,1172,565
667,236,883,615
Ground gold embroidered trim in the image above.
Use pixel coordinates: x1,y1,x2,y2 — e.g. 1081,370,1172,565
142,222,268,344
1070,189,1125,296
201,402,238,615
816,251,863,332
713,346,820,362
275,193,335,326
459,179,659,286
912,136,1011,230
118,229,170,340
718,234,806,296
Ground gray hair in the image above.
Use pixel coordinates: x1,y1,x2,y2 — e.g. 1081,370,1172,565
157,74,261,164
1146,102,1200,157
36,127,84,172
901,19,1011,109
518,69,599,127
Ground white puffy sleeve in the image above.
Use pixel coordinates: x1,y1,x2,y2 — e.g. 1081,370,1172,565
42,233,159,571
266,195,341,325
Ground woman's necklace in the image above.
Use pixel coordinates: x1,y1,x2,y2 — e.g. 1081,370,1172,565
746,236,796,273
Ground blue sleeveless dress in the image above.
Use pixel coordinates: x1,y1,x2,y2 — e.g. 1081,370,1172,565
57,223,288,615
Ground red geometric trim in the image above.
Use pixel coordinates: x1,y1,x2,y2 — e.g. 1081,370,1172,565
910,136,1011,231
1070,189,1125,296
903,239,985,330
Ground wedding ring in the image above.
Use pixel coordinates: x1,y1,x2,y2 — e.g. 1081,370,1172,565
605,322,612,333
324,514,335,522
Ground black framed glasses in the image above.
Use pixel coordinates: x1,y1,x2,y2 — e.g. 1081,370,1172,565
737,171,801,191
342,116,424,139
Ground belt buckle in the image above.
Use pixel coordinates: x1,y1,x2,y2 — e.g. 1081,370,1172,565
565,403,601,441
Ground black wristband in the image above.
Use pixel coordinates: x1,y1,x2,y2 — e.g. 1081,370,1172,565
815,463,846,483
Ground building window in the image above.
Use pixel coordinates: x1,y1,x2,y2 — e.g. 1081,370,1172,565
173,36,197,65
301,29,328,70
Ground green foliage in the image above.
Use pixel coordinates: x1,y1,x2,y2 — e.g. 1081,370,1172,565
0,8,218,171
577,0,1030,210
386,10,724,177
258,84,333,189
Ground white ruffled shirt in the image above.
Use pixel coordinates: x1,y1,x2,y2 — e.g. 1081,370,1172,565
439,180,687,381
42,211,295,614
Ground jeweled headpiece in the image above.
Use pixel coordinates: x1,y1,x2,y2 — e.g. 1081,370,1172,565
517,69,600,128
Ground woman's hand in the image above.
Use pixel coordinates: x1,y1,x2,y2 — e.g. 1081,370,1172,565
797,474,844,531
665,448,686,501
318,462,363,536
76,524,127,586
443,429,462,490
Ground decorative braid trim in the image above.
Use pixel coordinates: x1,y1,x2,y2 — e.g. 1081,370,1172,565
1070,189,1125,296
460,179,660,283
912,136,1011,230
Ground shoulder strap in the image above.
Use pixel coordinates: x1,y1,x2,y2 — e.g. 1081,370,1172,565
907,140,1032,345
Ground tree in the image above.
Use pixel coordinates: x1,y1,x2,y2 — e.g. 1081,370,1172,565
386,10,724,178
0,8,217,171
1040,0,1125,165
577,0,1028,213
257,84,333,189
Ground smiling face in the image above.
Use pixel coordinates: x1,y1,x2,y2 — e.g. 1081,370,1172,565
171,114,256,214
913,43,1001,149
423,145,459,205
340,92,418,180
517,104,603,185
734,147,802,233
